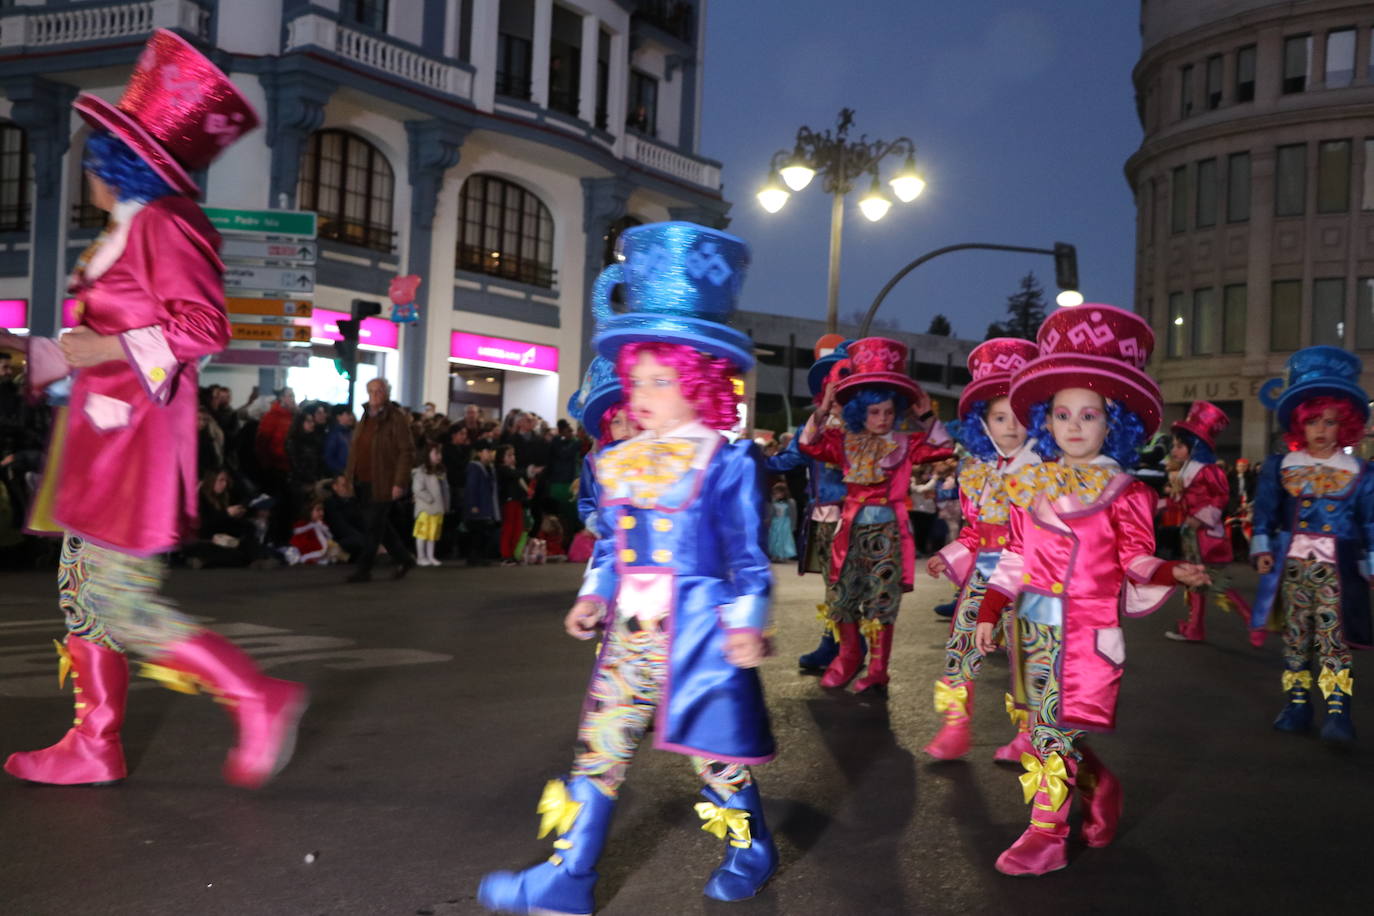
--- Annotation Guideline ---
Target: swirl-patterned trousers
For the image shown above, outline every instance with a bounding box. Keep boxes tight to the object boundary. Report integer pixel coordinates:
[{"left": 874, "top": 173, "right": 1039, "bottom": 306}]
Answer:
[
  {"left": 1011, "top": 618, "right": 1086, "bottom": 761},
  {"left": 1280, "top": 557, "right": 1352, "bottom": 678},
  {"left": 570, "top": 619, "right": 751, "bottom": 800},
  {"left": 827, "top": 521, "right": 902, "bottom": 625},
  {"left": 940, "top": 567, "right": 1014, "bottom": 686},
  {"left": 58, "top": 534, "right": 198, "bottom": 656}
]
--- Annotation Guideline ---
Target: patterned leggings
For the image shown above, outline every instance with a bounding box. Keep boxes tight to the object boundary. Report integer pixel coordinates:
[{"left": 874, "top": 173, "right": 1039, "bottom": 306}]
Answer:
[
  {"left": 1014, "top": 618, "right": 1085, "bottom": 761},
  {"left": 571, "top": 622, "right": 752, "bottom": 800},
  {"left": 941, "top": 567, "right": 993, "bottom": 685},
  {"left": 59, "top": 535, "right": 198, "bottom": 657},
  {"left": 1281, "top": 557, "right": 1352, "bottom": 680},
  {"left": 827, "top": 521, "right": 902, "bottom": 625}
]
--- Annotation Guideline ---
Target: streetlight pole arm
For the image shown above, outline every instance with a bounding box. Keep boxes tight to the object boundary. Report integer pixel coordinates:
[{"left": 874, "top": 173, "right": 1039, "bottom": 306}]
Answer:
[{"left": 857, "top": 242, "right": 1057, "bottom": 337}]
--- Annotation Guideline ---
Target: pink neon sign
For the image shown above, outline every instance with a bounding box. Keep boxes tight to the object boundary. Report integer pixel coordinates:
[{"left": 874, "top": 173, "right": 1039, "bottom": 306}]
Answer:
[
  {"left": 450, "top": 331, "right": 559, "bottom": 373},
  {"left": 0, "top": 299, "right": 26, "bottom": 330},
  {"left": 311, "top": 307, "right": 399, "bottom": 350}
]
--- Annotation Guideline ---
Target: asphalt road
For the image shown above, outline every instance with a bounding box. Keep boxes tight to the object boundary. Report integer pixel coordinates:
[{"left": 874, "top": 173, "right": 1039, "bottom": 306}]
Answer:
[{"left": 1, "top": 557, "right": 1370, "bottom": 915}]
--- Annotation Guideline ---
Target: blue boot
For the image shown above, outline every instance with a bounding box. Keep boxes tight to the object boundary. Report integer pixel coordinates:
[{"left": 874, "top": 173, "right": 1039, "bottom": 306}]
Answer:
[
  {"left": 478, "top": 776, "right": 615, "bottom": 915},
  {"left": 1319, "top": 672, "right": 1356, "bottom": 744},
  {"left": 798, "top": 629, "right": 839, "bottom": 670},
  {"left": 697, "top": 782, "right": 778, "bottom": 902},
  {"left": 1273, "top": 672, "right": 1314, "bottom": 734}
]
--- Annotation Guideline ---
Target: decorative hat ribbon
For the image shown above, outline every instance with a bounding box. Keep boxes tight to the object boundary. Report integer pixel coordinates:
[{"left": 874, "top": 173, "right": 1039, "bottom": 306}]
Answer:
[
  {"left": 1018, "top": 752, "right": 1069, "bottom": 810},
  {"left": 695, "top": 802, "right": 752, "bottom": 848}
]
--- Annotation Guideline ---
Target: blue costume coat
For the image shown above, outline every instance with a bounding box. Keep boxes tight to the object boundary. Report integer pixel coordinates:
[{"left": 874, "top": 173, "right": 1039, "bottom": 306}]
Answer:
[
  {"left": 579, "top": 423, "right": 775, "bottom": 764},
  {"left": 576, "top": 452, "right": 600, "bottom": 534}
]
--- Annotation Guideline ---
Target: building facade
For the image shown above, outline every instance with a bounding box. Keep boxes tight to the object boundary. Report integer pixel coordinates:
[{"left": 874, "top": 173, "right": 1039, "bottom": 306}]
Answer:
[
  {"left": 0, "top": 0, "right": 727, "bottom": 422},
  {"left": 1128, "top": 0, "right": 1374, "bottom": 460}
]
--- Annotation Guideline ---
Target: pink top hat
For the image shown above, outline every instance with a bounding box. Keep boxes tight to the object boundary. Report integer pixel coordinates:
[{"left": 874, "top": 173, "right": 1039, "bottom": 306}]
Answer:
[
  {"left": 1172, "top": 400, "right": 1229, "bottom": 448},
  {"left": 958, "top": 338, "right": 1039, "bottom": 418},
  {"left": 831, "top": 336, "right": 923, "bottom": 406},
  {"left": 73, "top": 29, "right": 260, "bottom": 197},
  {"left": 1008, "top": 304, "right": 1162, "bottom": 435}
]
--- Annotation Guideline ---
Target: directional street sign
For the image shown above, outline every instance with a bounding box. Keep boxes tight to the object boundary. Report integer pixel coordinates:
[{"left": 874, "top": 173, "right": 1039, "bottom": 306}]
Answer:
[
  {"left": 222, "top": 238, "right": 318, "bottom": 266},
  {"left": 225, "top": 339, "right": 313, "bottom": 351},
  {"left": 211, "top": 348, "right": 311, "bottom": 368},
  {"left": 224, "top": 265, "right": 315, "bottom": 295},
  {"left": 226, "top": 297, "right": 313, "bottom": 318},
  {"left": 204, "top": 208, "right": 317, "bottom": 239},
  {"left": 230, "top": 322, "right": 313, "bottom": 342}
]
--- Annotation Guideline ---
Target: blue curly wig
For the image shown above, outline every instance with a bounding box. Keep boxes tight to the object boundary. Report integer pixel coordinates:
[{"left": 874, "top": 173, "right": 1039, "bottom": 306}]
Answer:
[
  {"left": 83, "top": 131, "right": 176, "bottom": 203},
  {"left": 957, "top": 399, "right": 999, "bottom": 462},
  {"left": 1027, "top": 396, "right": 1147, "bottom": 469},
  {"left": 842, "top": 386, "right": 910, "bottom": 433},
  {"left": 1172, "top": 429, "right": 1216, "bottom": 465}
]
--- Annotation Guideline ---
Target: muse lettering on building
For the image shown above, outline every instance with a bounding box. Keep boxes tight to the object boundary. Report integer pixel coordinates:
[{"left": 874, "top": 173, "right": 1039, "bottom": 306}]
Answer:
[{"left": 1164, "top": 378, "right": 1265, "bottom": 402}]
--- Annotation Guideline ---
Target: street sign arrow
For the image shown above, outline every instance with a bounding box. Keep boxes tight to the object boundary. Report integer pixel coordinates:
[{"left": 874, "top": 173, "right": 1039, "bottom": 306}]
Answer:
[
  {"left": 224, "top": 265, "right": 316, "bottom": 294},
  {"left": 221, "top": 238, "right": 318, "bottom": 266}
]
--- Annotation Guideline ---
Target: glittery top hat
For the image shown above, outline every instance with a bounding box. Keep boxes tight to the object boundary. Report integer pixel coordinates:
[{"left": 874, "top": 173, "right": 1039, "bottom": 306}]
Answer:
[
  {"left": 831, "top": 337, "right": 922, "bottom": 405},
  {"left": 1008, "top": 304, "right": 1162, "bottom": 435},
  {"left": 807, "top": 338, "right": 854, "bottom": 397},
  {"left": 1259, "top": 345, "right": 1371, "bottom": 427},
  {"left": 567, "top": 356, "right": 623, "bottom": 437},
  {"left": 591, "top": 222, "right": 754, "bottom": 371},
  {"left": 1171, "top": 400, "right": 1230, "bottom": 448},
  {"left": 958, "top": 338, "right": 1039, "bottom": 418},
  {"left": 73, "top": 29, "right": 260, "bottom": 197}
]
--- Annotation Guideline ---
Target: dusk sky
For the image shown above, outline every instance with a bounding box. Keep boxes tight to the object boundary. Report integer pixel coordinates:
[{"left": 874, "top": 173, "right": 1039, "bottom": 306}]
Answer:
[{"left": 699, "top": 1, "right": 1143, "bottom": 341}]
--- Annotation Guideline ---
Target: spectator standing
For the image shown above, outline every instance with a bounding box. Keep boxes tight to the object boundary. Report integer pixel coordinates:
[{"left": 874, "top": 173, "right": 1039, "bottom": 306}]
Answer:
[
  {"left": 909, "top": 468, "right": 938, "bottom": 556},
  {"left": 496, "top": 444, "right": 532, "bottom": 563},
  {"left": 460, "top": 403, "right": 485, "bottom": 440},
  {"left": 441, "top": 424, "right": 472, "bottom": 558},
  {"left": 342, "top": 377, "right": 416, "bottom": 583},
  {"left": 255, "top": 386, "right": 294, "bottom": 474},
  {"left": 323, "top": 404, "right": 355, "bottom": 475},
  {"left": 411, "top": 442, "right": 450, "bottom": 567},
  {"left": 547, "top": 418, "right": 580, "bottom": 527},
  {"left": 197, "top": 405, "right": 225, "bottom": 474},
  {"left": 465, "top": 438, "right": 500, "bottom": 565}
]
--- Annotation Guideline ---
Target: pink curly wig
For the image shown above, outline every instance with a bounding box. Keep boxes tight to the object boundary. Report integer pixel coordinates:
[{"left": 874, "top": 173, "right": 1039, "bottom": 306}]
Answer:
[
  {"left": 1285, "top": 396, "right": 1366, "bottom": 451},
  {"left": 616, "top": 341, "right": 741, "bottom": 431},
  {"left": 596, "top": 402, "right": 637, "bottom": 447}
]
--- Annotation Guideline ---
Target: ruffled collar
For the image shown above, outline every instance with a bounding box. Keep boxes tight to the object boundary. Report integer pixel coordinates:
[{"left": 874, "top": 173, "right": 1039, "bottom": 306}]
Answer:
[{"left": 1006, "top": 456, "right": 1121, "bottom": 508}]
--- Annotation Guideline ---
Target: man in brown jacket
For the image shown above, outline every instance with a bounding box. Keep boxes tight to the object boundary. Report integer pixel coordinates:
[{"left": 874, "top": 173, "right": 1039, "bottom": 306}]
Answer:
[{"left": 343, "top": 377, "right": 416, "bottom": 583}]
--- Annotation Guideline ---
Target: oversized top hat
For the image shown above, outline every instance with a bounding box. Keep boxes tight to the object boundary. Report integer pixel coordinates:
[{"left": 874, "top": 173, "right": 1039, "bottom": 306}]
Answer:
[
  {"left": 1008, "top": 304, "right": 1162, "bottom": 435},
  {"left": 567, "top": 356, "right": 623, "bottom": 437},
  {"left": 73, "top": 30, "right": 260, "bottom": 197},
  {"left": 1171, "top": 400, "right": 1229, "bottom": 448},
  {"left": 958, "top": 338, "right": 1039, "bottom": 418},
  {"left": 592, "top": 222, "right": 754, "bottom": 371},
  {"left": 831, "top": 337, "right": 923, "bottom": 405},
  {"left": 1259, "top": 345, "right": 1371, "bottom": 427},
  {"left": 807, "top": 338, "right": 854, "bottom": 397}
]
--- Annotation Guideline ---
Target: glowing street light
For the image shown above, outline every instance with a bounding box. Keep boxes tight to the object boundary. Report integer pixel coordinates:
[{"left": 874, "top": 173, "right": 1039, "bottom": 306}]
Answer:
[
  {"left": 858, "top": 177, "right": 893, "bottom": 222},
  {"left": 756, "top": 174, "right": 790, "bottom": 214}
]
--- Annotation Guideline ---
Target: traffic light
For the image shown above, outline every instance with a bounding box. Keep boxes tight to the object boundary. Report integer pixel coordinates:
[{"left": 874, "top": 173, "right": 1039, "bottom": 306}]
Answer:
[
  {"left": 1053, "top": 242, "right": 1079, "bottom": 293},
  {"left": 332, "top": 299, "right": 382, "bottom": 380}
]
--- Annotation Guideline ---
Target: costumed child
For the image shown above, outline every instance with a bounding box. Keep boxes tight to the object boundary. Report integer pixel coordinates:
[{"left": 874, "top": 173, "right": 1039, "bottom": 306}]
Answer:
[
  {"left": 765, "top": 341, "right": 857, "bottom": 671},
  {"left": 2, "top": 31, "right": 306, "bottom": 789},
  {"left": 970, "top": 305, "right": 1209, "bottom": 876},
  {"left": 798, "top": 337, "right": 955, "bottom": 692},
  {"left": 412, "top": 441, "right": 450, "bottom": 567},
  {"left": 290, "top": 501, "right": 348, "bottom": 565},
  {"left": 1250, "top": 346, "right": 1374, "bottom": 743},
  {"left": 569, "top": 355, "right": 639, "bottom": 536},
  {"left": 477, "top": 222, "right": 777, "bottom": 914},
  {"left": 1162, "top": 401, "right": 1257, "bottom": 644},
  {"left": 767, "top": 482, "right": 798, "bottom": 562},
  {"left": 924, "top": 339, "right": 1041, "bottom": 762}
]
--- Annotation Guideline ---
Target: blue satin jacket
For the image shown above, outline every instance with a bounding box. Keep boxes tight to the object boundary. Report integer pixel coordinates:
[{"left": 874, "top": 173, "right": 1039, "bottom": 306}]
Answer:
[
  {"left": 576, "top": 452, "right": 600, "bottom": 535},
  {"left": 579, "top": 428, "right": 775, "bottom": 764}
]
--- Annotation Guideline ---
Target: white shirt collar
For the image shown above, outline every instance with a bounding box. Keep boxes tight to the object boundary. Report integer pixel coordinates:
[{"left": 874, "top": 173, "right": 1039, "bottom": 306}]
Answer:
[{"left": 1282, "top": 449, "right": 1359, "bottom": 472}]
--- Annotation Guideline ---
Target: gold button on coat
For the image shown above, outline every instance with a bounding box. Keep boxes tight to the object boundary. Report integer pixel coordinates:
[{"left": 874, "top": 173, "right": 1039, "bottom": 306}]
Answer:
[
  {"left": 620, "top": 548, "right": 637, "bottom": 563},
  {"left": 653, "top": 549, "right": 672, "bottom": 563},
  {"left": 654, "top": 518, "right": 672, "bottom": 532},
  {"left": 620, "top": 516, "right": 636, "bottom": 529}
]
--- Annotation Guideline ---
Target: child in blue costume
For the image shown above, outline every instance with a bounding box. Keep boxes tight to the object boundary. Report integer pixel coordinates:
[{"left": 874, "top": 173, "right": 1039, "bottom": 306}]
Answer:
[
  {"left": 568, "top": 355, "right": 638, "bottom": 536},
  {"left": 478, "top": 223, "right": 776, "bottom": 915}
]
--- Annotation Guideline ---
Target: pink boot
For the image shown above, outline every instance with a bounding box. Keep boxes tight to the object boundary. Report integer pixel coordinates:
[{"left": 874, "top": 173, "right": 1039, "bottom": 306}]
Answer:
[
  {"left": 850, "top": 622, "right": 894, "bottom": 693},
  {"left": 151, "top": 631, "right": 308, "bottom": 788},
  {"left": 923, "top": 678, "right": 972, "bottom": 759},
  {"left": 993, "top": 725, "right": 1034, "bottom": 764},
  {"left": 820, "top": 623, "right": 864, "bottom": 689},
  {"left": 1076, "top": 746, "right": 1122, "bottom": 848},
  {"left": 1164, "top": 591, "right": 1205, "bottom": 642},
  {"left": 995, "top": 751, "right": 1077, "bottom": 877},
  {"left": 5, "top": 637, "right": 128, "bottom": 786}
]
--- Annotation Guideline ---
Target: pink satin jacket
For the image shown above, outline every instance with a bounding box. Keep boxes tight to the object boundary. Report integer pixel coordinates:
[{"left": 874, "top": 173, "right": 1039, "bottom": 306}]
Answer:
[{"left": 1172, "top": 460, "right": 1232, "bottom": 564}]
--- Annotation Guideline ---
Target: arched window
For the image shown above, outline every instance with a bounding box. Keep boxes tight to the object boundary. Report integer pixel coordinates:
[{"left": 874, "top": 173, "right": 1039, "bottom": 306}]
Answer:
[
  {"left": 0, "top": 121, "right": 31, "bottom": 233},
  {"left": 298, "top": 129, "right": 396, "bottom": 253},
  {"left": 457, "top": 174, "right": 555, "bottom": 288}
]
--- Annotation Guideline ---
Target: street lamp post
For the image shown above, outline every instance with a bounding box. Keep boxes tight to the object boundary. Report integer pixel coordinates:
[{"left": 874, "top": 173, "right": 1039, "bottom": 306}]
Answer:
[{"left": 757, "top": 109, "right": 926, "bottom": 333}]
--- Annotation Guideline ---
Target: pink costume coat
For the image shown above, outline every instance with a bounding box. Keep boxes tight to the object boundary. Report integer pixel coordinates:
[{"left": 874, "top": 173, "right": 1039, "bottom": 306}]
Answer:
[
  {"left": 986, "top": 467, "right": 1174, "bottom": 732},
  {"left": 1171, "top": 460, "right": 1232, "bottom": 564},
  {"left": 31, "top": 197, "right": 229, "bottom": 556},
  {"left": 799, "top": 426, "right": 954, "bottom": 591}
]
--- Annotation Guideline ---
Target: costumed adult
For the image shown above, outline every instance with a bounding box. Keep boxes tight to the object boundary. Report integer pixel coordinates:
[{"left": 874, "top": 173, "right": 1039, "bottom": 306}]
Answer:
[
  {"left": 477, "top": 222, "right": 777, "bottom": 915},
  {"left": 970, "top": 305, "right": 1209, "bottom": 876},
  {"left": 797, "top": 337, "right": 955, "bottom": 692},
  {"left": 924, "top": 339, "right": 1040, "bottom": 762},
  {"left": 2, "top": 30, "right": 306, "bottom": 789},
  {"left": 764, "top": 339, "right": 856, "bottom": 671},
  {"left": 1162, "top": 401, "right": 1257, "bottom": 645},
  {"left": 1250, "top": 347, "right": 1374, "bottom": 743}
]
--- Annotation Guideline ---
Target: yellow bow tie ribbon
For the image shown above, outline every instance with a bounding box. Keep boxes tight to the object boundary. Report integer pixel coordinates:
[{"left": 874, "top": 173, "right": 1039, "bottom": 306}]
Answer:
[
  {"left": 933, "top": 681, "right": 969, "bottom": 715},
  {"left": 1282, "top": 670, "right": 1313, "bottom": 692},
  {"left": 1005, "top": 692, "right": 1028, "bottom": 728},
  {"left": 1007, "top": 463, "right": 1114, "bottom": 508},
  {"left": 1018, "top": 752, "right": 1069, "bottom": 811},
  {"left": 1318, "top": 668, "right": 1354, "bottom": 698},
  {"left": 536, "top": 779, "right": 583, "bottom": 839},
  {"left": 843, "top": 432, "right": 899, "bottom": 485},
  {"left": 53, "top": 639, "right": 73, "bottom": 689},
  {"left": 598, "top": 438, "right": 697, "bottom": 506},
  {"left": 695, "top": 802, "right": 752, "bottom": 848}
]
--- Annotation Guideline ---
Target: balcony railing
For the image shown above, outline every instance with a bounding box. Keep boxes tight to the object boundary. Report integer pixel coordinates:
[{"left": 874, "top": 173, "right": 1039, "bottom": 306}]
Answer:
[
  {"left": 285, "top": 13, "right": 473, "bottom": 99},
  {"left": 633, "top": 1, "right": 694, "bottom": 44},
  {"left": 0, "top": 0, "right": 209, "bottom": 48},
  {"left": 623, "top": 132, "right": 720, "bottom": 192}
]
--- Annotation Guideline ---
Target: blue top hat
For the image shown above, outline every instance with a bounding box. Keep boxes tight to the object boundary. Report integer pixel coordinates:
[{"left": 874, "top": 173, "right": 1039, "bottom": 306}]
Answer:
[
  {"left": 567, "top": 356, "right": 623, "bottom": 437},
  {"left": 1259, "top": 345, "right": 1371, "bottom": 428},
  {"left": 807, "top": 339, "right": 855, "bottom": 397},
  {"left": 591, "top": 222, "right": 755, "bottom": 371}
]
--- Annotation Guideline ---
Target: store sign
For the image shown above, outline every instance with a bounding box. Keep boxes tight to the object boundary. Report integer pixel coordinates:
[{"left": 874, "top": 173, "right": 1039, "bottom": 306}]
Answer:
[
  {"left": 450, "top": 331, "right": 559, "bottom": 373},
  {"left": 311, "top": 307, "right": 399, "bottom": 350},
  {"left": 0, "top": 299, "right": 26, "bottom": 330}
]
